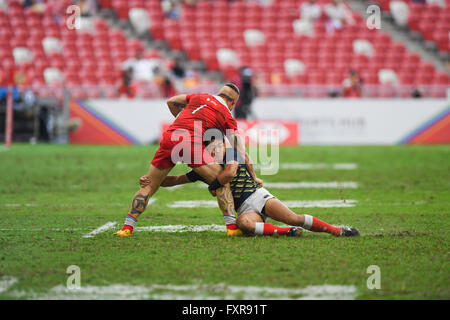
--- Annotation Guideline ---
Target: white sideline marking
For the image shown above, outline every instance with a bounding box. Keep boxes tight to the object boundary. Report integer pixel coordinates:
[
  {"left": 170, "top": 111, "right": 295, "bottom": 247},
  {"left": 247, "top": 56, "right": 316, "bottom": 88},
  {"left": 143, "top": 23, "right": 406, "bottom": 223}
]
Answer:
[
  {"left": 168, "top": 201, "right": 218, "bottom": 208},
  {"left": 256, "top": 163, "right": 358, "bottom": 170},
  {"left": 283, "top": 200, "right": 357, "bottom": 207},
  {"left": 197, "top": 182, "right": 358, "bottom": 189},
  {"left": 3, "top": 203, "right": 37, "bottom": 207},
  {"left": 3, "top": 199, "right": 158, "bottom": 208},
  {"left": 0, "top": 276, "right": 18, "bottom": 294},
  {"left": 0, "top": 227, "right": 86, "bottom": 232},
  {"left": 168, "top": 200, "right": 357, "bottom": 208},
  {"left": 264, "top": 182, "right": 359, "bottom": 189},
  {"left": 8, "top": 282, "right": 357, "bottom": 300},
  {"left": 166, "top": 185, "right": 183, "bottom": 192},
  {"left": 82, "top": 222, "right": 117, "bottom": 238},
  {"left": 135, "top": 224, "right": 226, "bottom": 233}
]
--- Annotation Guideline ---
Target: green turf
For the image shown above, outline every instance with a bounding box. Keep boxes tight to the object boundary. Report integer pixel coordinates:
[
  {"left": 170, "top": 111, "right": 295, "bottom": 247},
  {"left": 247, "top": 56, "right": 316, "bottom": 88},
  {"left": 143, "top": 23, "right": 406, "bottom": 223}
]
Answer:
[{"left": 0, "top": 144, "right": 449, "bottom": 299}]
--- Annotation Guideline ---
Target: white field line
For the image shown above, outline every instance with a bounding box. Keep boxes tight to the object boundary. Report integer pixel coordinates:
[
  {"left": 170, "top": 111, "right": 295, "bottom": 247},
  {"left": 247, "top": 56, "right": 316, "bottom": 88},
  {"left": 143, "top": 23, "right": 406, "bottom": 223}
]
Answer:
[
  {"left": 283, "top": 200, "right": 357, "bottom": 207},
  {"left": 0, "top": 276, "right": 18, "bottom": 294},
  {"left": 0, "top": 227, "right": 87, "bottom": 232},
  {"left": 168, "top": 200, "right": 218, "bottom": 208},
  {"left": 197, "top": 182, "right": 358, "bottom": 189},
  {"left": 135, "top": 224, "right": 226, "bottom": 233},
  {"left": 166, "top": 185, "right": 184, "bottom": 192},
  {"left": 255, "top": 163, "right": 358, "bottom": 170},
  {"left": 82, "top": 222, "right": 117, "bottom": 238},
  {"left": 263, "top": 182, "right": 359, "bottom": 189},
  {"left": 168, "top": 200, "right": 357, "bottom": 208},
  {"left": 3, "top": 203, "right": 38, "bottom": 207},
  {"left": 7, "top": 282, "right": 357, "bottom": 300},
  {"left": 2, "top": 199, "right": 157, "bottom": 208}
]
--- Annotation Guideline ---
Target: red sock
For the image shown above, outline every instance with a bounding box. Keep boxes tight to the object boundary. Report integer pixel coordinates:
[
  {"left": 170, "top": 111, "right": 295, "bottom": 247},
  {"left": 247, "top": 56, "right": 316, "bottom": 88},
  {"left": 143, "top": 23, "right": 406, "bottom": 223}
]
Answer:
[
  {"left": 255, "top": 222, "right": 291, "bottom": 235},
  {"left": 226, "top": 223, "right": 238, "bottom": 230},
  {"left": 122, "top": 214, "right": 137, "bottom": 234},
  {"left": 121, "top": 224, "right": 133, "bottom": 233},
  {"left": 304, "top": 215, "right": 341, "bottom": 236}
]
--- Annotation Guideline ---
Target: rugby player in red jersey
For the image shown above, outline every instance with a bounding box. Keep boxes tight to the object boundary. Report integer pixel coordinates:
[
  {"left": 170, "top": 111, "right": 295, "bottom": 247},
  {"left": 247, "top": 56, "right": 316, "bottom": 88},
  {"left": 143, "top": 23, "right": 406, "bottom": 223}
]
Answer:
[
  {"left": 116, "top": 83, "right": 258, "bottom": 237},
  {"left": 140, "top": 138, "right": 359, "bottom": 237}
]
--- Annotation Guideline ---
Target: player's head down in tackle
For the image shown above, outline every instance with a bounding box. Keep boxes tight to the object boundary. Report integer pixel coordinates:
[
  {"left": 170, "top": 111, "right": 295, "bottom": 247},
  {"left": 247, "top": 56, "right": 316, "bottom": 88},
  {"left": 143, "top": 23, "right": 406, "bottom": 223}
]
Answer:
[
  {"left": 204, "top": 134, "right": 243, "bottom": 165},
  {"left": 204, "top": 136, "right": 225, "bottom": 163},
  {"left": 217, "top": 83, "right": 240, "bottom": 111}
]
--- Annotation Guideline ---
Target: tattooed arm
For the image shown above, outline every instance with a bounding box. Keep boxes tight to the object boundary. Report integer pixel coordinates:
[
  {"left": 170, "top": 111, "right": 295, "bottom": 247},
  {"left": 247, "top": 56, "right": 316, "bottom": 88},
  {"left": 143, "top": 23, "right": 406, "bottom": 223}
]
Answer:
[
  {"left": 167, "top": 94, "right": 188, "bottom": 117},
  {"left": 215, "top": 183, "right": 236, "bottom": 221}
]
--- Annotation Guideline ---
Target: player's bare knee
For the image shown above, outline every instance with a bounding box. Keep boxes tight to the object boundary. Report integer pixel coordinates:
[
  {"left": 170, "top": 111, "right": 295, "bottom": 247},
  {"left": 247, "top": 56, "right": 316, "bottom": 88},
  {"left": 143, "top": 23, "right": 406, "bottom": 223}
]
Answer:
[
  {"left": 237, "top": 214, "right": 255, "bottom": 234},
  {"left": 140, "top": 180, "right": 160, "bottom": 198}
]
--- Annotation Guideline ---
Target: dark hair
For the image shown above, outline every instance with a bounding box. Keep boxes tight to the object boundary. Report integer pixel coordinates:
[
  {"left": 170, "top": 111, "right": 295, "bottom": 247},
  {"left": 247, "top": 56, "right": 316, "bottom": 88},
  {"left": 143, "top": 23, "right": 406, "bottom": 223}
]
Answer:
[
  {"left": 218, "top": 93, "right": 234, "bottom": 103},
  {"left": 203, "top": 135, "right": 225, "bottom": 146},
  {"left": 224, "top": 82, "right": 240, "bottom": 96}
]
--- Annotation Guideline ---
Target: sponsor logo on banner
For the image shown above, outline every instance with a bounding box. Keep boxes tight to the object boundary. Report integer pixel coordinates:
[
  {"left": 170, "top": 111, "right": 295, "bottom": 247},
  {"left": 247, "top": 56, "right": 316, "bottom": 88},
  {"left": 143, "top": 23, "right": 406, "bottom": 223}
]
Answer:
[
  {"left": 160, "top": 121, "right": 299, "bottom": 146},
  {"left": 236, "top": 120, "right": 298, "bottom": 145}
]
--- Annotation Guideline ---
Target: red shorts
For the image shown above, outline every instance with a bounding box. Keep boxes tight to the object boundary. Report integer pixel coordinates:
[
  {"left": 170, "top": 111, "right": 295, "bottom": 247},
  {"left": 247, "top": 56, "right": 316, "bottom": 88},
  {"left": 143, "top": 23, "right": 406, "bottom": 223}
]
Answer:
[{"left": 151, "top": 129, "right": 216, "bottom": 169}]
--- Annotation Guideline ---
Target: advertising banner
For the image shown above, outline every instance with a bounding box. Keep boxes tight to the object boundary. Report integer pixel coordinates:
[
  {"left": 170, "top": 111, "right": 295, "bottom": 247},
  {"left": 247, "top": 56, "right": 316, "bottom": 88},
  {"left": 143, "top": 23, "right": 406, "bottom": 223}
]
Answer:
[{"left": 70, "top": 98, "right": 449, "bottom": 145}]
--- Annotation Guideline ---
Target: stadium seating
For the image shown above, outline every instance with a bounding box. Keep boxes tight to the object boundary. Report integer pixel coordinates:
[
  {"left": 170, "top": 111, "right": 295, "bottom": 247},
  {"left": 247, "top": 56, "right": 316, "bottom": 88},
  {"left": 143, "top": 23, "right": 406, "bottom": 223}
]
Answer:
[
  {"left": 110, "top": 0, "right": 449, "bottom": 96},
  {"left": 373, "top": 0, "right": 450, "bottom": 54},
  {"left": 0, "top": 0, "right": 206, "bottom": 98},
  {"left": 0, "top": 0, "right": 448, "bottom": 98}
]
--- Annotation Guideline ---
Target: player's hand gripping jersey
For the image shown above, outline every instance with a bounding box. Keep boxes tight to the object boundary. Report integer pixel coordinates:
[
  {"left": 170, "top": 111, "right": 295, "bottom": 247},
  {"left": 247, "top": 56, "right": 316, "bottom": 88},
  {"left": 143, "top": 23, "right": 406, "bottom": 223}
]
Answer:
[{"left": 152, "top": 94, "right": 238, "bottom": 169}]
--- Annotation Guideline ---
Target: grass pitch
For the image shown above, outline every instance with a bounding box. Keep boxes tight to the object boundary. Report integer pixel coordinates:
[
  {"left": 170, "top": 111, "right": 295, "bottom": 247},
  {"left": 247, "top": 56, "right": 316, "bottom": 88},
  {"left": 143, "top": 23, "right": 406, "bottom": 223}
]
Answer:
[{"left": 0, "top": 144, "right": 449, "bottom": 299}]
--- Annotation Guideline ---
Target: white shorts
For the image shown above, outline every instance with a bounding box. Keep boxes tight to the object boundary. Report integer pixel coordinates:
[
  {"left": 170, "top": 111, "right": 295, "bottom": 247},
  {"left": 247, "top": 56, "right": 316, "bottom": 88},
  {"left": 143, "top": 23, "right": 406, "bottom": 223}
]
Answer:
[{"left": 236, "top": 187, "right": 275, "bottom": 222}]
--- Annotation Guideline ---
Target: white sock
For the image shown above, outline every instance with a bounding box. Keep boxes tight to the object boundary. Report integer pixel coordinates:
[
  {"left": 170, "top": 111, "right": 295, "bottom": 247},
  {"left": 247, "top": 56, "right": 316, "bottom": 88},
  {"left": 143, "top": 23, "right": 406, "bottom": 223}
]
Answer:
[{"left": 255, "top": 222, "right": 264, "bottom": 235}]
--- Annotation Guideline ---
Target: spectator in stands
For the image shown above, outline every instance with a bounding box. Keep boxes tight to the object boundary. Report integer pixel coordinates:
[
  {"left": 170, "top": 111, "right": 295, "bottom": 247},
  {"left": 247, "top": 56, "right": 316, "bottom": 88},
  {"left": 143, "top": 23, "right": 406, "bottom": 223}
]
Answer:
[
  {"left": 44, "top": 0, "right": 72, "bottom": 22},
  {"left": 444, "top": 58, "right": 450, "bottom": 74},
  {"left": 121, "top": 50, "right": 162, "bottom": 83},
  {"left": 118, "top": 68, "right": 135, "bottom": 98},
  {"left": 171, "top": 58, "right": 185, "bottom": 79},
  {"left": 412, "top": 87, "right": 422, "bottom": 98},
  {"left": 181, "top": 69, "right": 200, "bottom": 89},
  {"left": 300, "top": 0, "right": 321, "bottom": 22},
  {"left": 23, "top": 0, "right": 46, "bottom": 13},
  {"left": 341, "top": 70, "right": 363, "bottom": 98},
  {"left": 234, "top": 67, "right": 257, "bottom": 119},
  {"left": 160, "top": 76, "right": 177, "bottom": 98},
  {"left": 13, "top": 69, "right": 28, "bottom": 86},
  {"left": 75, "top": 0, "right": 98, "bottom": 17},
  {"left": 162, "top": 0, "right": 182, "bottom": 19},
  {"left": 324, "top": 0, "right": 354, "bottom": 34}
]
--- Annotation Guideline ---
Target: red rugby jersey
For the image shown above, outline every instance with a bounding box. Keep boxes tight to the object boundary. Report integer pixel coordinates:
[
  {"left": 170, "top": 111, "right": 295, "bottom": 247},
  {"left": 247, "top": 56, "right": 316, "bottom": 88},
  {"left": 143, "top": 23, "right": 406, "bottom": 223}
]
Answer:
[{"left": 167, "top": 94, "right": 238, "bottom": 139}]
